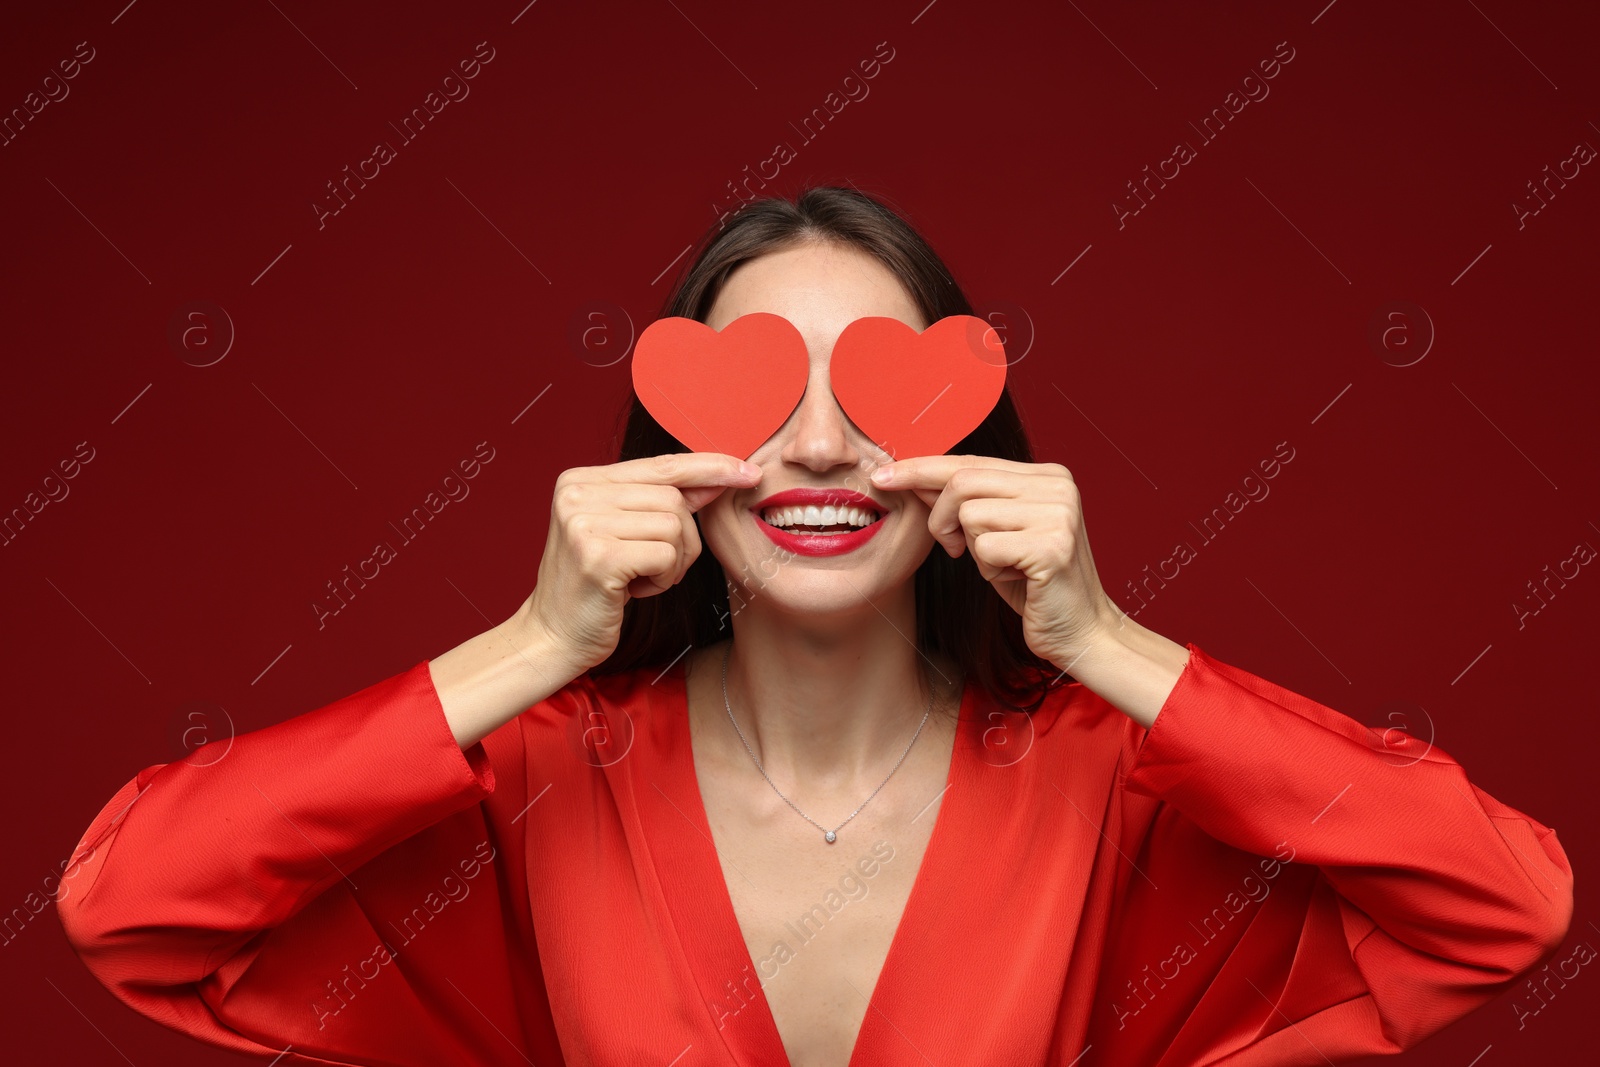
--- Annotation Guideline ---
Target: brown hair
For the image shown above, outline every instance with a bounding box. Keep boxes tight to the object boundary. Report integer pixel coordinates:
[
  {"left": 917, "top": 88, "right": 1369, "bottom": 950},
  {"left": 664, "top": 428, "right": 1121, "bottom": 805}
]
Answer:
[{"left": 590, "top": 184, "right": 1070, "bottom": 712}]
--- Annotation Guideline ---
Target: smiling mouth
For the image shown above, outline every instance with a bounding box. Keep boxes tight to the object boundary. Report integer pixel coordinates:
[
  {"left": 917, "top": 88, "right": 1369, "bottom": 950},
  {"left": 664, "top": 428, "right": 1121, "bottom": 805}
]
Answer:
[{"left": 757, "top": 504, "right": 883, "bottom": 536}]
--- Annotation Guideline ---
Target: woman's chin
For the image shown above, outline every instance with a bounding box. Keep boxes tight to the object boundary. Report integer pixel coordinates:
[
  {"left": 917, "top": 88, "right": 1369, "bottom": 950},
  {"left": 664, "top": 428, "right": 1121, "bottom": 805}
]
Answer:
[
  {"left": 740, "top": 588, "right": 885, "bottom": 624},
  {"left": 723, "top": 560, "right": 921, "bottom": 618}
]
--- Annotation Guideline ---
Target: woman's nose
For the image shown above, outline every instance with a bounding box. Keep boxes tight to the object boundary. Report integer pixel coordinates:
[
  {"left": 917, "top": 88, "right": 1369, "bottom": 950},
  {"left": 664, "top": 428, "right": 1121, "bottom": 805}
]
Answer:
[{"left": 777, "top": 370, "right": 868, "bottom": 471}]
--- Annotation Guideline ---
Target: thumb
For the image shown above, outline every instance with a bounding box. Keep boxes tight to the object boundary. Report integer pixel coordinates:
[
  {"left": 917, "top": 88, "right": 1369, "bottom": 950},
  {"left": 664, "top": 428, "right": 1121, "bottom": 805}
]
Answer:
[{"left": 627, "top": 574, "right": 673, "bottom": 598}]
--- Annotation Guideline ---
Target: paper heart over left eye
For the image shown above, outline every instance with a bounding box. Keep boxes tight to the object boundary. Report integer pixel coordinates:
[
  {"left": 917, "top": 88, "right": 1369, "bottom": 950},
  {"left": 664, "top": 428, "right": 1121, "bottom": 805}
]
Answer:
[
  {"left": 630, "top": 312, "right": 810, "bottom": 459},
  {"left": 829, "top": 315, "right": 1007, "bottom": 460}
]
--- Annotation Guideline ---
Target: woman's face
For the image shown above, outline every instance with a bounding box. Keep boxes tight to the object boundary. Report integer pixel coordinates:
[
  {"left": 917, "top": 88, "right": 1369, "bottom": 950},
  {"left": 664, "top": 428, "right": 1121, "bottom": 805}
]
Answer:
[{"left": 696, "top": 241, "right": 939, "bottom": 618}]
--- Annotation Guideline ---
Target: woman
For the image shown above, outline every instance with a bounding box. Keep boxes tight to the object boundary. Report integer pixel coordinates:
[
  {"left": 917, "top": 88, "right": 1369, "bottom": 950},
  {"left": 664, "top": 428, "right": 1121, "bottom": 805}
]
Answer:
[{"left": 59, "top": 187, "right": 1573, "bottom": 1066}]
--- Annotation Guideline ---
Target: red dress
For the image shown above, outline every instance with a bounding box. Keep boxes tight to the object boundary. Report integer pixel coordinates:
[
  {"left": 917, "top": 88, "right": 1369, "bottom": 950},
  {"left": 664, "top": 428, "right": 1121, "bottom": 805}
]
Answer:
[{"left": 57, "top": 643, "right": 1573, "bottom": 1066}]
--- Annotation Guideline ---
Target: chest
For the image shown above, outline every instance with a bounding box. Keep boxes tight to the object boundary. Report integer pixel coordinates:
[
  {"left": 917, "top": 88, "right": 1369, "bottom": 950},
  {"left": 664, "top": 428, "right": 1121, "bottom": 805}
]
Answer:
[
  {"left": 516, "top": 679, "right": 1112, "bottom": 1067},
  {"left": 693, "top": 761, "right": 945, "bottom": 1067}
]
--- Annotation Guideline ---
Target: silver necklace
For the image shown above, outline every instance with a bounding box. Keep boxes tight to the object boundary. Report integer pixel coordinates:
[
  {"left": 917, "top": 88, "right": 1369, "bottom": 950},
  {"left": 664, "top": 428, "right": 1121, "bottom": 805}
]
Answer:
[{"left": 719, "top": 642, "right": 934, "bottom": 844}]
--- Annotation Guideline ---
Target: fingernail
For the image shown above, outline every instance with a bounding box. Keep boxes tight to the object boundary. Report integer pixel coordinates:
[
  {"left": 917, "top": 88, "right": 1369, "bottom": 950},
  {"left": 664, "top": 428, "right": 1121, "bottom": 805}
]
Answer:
[
  {"left": 740, "top": 462, "right": 761, "bottom": 478},
  {"left": 871, "top": 465, "right": 894, "bottom": 484}
]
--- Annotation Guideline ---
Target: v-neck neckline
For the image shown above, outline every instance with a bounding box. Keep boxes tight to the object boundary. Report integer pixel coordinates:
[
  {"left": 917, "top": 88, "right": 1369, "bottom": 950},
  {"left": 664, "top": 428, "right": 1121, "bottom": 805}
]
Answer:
[{"left": 633, "top": 654, "right": 980, "bottom": 1067}]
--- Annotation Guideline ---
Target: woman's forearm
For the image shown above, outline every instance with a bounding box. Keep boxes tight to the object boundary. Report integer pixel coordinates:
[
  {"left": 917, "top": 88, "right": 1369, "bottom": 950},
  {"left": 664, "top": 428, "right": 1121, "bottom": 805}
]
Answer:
[
  {"left": 428, "top": 603, "right": 588, "bottom": 749},
  {"left": 1060, "top": 607, "right": 1191, "bottom": 729}
]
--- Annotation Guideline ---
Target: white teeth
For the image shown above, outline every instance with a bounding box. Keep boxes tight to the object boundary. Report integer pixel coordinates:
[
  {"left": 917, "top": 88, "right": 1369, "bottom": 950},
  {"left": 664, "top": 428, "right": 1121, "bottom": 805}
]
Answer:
[{"left": 759, "top": 504, "right": 879, "bottom": 529}]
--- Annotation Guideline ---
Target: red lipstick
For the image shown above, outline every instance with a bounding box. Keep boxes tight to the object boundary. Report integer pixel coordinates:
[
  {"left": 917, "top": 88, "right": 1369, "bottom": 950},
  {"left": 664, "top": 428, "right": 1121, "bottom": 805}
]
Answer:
[{"left": 749, "top": 488, "right": 888, "bottom": 557}]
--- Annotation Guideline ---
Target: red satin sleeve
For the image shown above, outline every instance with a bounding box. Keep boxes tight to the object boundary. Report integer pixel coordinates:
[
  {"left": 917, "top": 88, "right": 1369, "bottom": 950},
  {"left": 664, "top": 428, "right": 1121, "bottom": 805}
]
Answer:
[
  {"left": 56, "top": 661, "right": 561, "bottom": 1066},
  {"left": 1087, "top": 643, "right": 1575, "bottom": 1065}
]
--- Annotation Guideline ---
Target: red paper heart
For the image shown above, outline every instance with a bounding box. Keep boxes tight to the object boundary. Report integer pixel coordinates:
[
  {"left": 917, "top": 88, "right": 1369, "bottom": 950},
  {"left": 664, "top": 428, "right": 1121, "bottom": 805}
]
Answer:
[
  {"left": 630, "top": 313, "right": 1007, "bottom": 461},
  {"left": 829, "top": 315, "right": 1007, "bottom": 460},
  {"left": 630, "top": 312, "right": 809, "bottom": 459}
]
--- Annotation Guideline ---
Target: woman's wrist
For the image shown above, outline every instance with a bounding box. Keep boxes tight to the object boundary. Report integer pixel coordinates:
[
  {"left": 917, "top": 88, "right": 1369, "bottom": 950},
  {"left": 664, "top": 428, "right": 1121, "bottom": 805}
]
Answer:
[
  {"left": 429, "top": 605, "right": 587, "bottom": 749},
  {"left": 1061, "top": 610, "right": 1191, "bottom": 730}
]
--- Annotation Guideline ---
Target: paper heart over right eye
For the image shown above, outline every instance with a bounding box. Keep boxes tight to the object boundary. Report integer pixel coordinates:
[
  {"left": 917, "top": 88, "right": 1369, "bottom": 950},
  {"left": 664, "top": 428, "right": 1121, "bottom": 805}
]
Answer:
[
  {"left": 630, "top": 312, "right": 809, "bottom": 459},
  {"left": 828, "top": 315, "right": 1008, "bottom": 460}
]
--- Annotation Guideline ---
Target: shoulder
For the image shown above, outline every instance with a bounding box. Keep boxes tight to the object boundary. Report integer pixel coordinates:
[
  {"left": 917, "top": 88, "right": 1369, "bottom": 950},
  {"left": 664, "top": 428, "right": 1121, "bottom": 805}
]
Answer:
[
  {"left": 482, "top": 665, "right": 672, "bottom": 773},
  {"left": 1039, "top": 677, "right": 1140, "bottom": 744},
  {"left": 961, "top": 676, "right": 1142, "bottom": 778}
]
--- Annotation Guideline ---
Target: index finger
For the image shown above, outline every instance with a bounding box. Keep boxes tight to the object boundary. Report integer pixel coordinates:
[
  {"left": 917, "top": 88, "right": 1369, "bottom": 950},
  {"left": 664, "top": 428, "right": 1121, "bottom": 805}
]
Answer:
[
  {"left": 602, "top": 451, "right": 761, "bottom": 487},
  {"left": 604, "top": 451, "right": 762, "bottom": 514},
  {"left": 869, "top": 454, "right": 1020, "bottom": 490}
]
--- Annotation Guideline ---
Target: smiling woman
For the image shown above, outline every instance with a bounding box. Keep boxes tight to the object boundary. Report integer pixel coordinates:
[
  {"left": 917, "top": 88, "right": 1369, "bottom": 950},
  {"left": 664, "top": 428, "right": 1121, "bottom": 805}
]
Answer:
[{"left": 58, "top": 185, "right": 1573, "bottom": 1067}]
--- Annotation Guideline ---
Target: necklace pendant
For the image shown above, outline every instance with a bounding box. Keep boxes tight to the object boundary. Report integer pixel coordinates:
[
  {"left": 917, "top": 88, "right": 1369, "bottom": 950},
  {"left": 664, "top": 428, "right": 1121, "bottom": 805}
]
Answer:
[{"left": 824, "top": 830, "right": 837, "bottom": 843}]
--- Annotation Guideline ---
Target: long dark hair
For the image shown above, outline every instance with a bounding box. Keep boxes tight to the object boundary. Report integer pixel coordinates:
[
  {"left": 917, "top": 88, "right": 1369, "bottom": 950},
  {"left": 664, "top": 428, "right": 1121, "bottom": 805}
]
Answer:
[{"left": 590, "top": 184, "right": 1070, "bottom": 713}]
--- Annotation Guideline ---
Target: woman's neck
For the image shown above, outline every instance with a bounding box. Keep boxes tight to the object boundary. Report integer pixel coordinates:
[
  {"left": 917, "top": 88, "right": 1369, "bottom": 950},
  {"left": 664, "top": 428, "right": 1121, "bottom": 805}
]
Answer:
[{"left": 688, "top": 594, "right": 961, "bottom": 789}]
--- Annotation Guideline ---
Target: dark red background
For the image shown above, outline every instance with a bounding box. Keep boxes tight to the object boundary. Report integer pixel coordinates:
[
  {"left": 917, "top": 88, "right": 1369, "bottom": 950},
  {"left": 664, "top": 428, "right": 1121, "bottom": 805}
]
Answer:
[{"left": 3, "top": 0, "right": 1595, "bottom": 1062}]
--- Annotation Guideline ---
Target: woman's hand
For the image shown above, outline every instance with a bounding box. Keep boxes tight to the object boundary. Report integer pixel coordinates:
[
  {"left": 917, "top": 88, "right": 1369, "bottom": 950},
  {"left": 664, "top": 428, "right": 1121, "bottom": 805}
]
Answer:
[
  {"left": 871, "top": 455, "right": 1120, "bottom": 670},
  {"left": 521, "top": 452, "right": 762, "bottom": 674}
]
